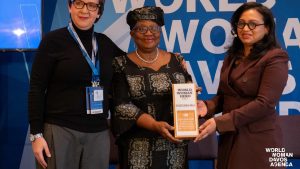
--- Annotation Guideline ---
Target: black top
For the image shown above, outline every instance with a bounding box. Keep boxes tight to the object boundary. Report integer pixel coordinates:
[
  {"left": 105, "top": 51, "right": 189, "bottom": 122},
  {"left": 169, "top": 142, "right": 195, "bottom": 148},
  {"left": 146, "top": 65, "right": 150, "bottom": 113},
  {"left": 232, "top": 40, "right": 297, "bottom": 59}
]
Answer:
[{"left": 28, "top": 23, "right": 125, "bottom": 134}]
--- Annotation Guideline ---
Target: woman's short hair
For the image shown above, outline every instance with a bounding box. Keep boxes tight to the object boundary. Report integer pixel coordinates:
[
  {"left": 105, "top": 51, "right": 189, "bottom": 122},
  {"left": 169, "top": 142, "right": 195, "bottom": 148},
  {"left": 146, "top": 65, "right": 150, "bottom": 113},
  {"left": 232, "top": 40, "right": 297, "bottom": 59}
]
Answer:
[{"left": 68, "top": 0, "right": 105, "bottom": 23}]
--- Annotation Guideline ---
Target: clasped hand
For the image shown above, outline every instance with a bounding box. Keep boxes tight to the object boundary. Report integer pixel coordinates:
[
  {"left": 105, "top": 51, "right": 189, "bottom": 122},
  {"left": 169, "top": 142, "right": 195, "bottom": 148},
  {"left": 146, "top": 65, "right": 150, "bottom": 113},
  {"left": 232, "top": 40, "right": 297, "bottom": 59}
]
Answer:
[
  {"left": 194, "top": 100, "right": 217, "bottom": 142},
  {"left": 194, "top": 118, "right": 216, "bottom": 142}
]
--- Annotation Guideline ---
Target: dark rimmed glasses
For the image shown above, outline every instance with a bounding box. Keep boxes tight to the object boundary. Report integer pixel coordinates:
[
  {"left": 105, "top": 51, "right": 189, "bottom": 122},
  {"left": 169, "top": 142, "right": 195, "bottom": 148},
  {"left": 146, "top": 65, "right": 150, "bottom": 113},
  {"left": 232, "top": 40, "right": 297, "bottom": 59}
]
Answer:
[
  {"left": 72, "top": 0, "right": 101, "bottom": 11},
  {"left": 133, "top": 26, "right": 161, "bottom": 34},
  {"left": 236, "top": 21, "right": 265, "bottom": 30}
]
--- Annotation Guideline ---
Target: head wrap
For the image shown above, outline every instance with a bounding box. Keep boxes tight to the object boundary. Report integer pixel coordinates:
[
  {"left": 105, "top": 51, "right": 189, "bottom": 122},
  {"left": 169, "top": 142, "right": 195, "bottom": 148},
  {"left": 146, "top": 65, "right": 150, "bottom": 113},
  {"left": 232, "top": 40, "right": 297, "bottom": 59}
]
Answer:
[{"left": 127, "top": 6, "right": 164, "bottom": 30}]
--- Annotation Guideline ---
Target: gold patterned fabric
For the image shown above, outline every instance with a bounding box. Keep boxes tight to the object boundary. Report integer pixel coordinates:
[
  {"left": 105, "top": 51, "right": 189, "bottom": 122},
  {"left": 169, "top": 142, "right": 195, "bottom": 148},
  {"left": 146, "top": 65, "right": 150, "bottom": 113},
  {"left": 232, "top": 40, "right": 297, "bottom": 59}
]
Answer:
[
  {"left": 112, "top": 53, "right": 192, "bottom": 169},
  {"left": 126, "top": 138, "right": 188, "bottom": 169}
]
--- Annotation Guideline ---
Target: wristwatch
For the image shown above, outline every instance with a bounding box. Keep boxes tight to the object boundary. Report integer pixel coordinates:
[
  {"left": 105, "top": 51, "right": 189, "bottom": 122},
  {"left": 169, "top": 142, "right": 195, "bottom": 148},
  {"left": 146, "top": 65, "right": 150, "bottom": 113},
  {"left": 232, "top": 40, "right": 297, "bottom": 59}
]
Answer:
[{"left": 29, "top": 133, "right": 43, "bottom": 142}]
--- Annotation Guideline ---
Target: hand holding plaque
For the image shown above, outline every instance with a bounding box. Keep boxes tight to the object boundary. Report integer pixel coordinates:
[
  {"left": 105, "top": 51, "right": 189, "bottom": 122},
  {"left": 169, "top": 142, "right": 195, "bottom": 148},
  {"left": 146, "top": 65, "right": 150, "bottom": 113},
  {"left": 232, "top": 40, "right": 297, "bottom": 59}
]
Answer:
[{"left": 172, "top": 83, "right": 198, "bottom": 139}]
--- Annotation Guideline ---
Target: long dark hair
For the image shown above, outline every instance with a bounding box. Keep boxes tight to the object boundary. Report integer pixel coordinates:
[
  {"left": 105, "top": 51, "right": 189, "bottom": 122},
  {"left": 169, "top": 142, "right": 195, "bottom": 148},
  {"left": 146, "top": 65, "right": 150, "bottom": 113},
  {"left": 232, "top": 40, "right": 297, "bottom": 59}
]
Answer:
[
  {"left": 227, "top": 2, "right": 280, "bottom": 59},
  {"left": 68, "top": 0, "right": 105, "bottom": 23}
]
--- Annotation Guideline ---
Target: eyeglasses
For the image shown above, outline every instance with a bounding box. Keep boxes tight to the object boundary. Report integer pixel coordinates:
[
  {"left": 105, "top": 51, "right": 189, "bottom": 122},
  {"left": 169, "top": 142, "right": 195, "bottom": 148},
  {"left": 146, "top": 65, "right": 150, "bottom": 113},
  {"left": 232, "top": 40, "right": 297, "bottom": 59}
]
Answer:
[
  {"left": 236, "top": 21, "right": 264, "bottom": 30},
  {"left": 133, "top": 26, "right": 161, "bottom": 34},
  {"left": 72, "top": 0, "right": 100, "bottom": 11}
]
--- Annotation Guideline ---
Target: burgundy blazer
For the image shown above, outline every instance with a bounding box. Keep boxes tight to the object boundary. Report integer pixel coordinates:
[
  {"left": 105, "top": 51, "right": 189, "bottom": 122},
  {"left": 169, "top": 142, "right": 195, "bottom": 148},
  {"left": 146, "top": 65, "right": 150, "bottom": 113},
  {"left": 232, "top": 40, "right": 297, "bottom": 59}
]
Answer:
[{"left": 206, "top": 48, "right": 289, "bottom": 169}]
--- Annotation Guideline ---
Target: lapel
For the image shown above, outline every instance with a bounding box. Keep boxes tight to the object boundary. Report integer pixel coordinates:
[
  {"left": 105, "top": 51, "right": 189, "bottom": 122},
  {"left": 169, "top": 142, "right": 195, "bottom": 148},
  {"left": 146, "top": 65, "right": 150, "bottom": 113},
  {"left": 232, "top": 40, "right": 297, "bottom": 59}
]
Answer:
[
  {"left": 221, "top": 56, "right": 260, "bottom": 96},
  {"left": 223, "top": 57, "right": 235, "bottom": 84},
  {"left": 231, "top": 48, "right": 285, "bottom": 81},
  {"left": 220, "top": 57, "right": 238, "bottom": 95},
  {"left": 230, "top": 57, "right": 260, "bottom": 81}
]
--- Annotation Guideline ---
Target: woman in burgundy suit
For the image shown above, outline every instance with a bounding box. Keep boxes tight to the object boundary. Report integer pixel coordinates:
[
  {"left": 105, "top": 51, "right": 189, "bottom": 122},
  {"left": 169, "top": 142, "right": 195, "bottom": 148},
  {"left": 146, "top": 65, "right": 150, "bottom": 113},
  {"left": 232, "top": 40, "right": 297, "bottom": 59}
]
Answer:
[{"left": 195, "top": 2, "right": 289, "bottom": 169}]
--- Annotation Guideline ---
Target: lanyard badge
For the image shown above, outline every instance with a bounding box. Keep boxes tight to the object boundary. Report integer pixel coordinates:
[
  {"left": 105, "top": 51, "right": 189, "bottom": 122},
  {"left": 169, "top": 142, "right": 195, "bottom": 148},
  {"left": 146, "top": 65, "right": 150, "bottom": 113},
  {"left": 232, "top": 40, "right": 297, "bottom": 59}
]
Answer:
[
  {"left": 85, "top": 86, "right": 103, "bottom": 114},
  {"left": 68, "top": 22, "right": 103, "bottom": 114}
]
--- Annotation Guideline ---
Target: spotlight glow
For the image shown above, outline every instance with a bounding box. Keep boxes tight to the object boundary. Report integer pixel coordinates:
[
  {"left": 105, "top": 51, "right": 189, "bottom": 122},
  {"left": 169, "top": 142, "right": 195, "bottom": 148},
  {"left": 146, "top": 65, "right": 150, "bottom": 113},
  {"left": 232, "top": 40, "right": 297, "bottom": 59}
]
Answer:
[{"left": 12, "top": 28, "right": 26, "bottom": 37}]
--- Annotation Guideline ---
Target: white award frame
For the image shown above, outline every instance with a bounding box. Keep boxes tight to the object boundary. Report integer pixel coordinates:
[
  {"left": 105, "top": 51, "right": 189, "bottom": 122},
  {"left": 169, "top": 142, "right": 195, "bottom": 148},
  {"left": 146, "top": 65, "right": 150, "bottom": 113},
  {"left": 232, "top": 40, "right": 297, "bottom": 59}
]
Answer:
[{"left": 172, "top": 83, "right": 198, "bottom": 139}]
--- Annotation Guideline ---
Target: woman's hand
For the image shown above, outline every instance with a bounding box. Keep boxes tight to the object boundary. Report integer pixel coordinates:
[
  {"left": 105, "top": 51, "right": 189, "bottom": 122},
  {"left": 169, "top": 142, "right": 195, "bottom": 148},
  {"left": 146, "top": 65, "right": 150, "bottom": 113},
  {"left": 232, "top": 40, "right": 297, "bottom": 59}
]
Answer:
[
  {"left": 194, "top": 118, "right": 216, "bottom": 142},
  {"left": 153, "top": 121, "right": 182, "bottom": 143},
  {"left": 32, "top": 137, "right": 51, "bottom": 169},
  {"left": 197, "top": 100, "right": 207, "bottom": 118},
  {"left": 196, "top": 86, "right": 202, "bottom": 93},
  {"left": 137, "top": 113, "right": 182, "bottom": 143}
]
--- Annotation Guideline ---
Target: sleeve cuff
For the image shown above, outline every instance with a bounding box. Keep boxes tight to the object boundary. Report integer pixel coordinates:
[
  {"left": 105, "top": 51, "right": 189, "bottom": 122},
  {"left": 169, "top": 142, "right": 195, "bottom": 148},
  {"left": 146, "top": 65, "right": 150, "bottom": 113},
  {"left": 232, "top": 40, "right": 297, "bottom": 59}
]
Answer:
[{"left": 214, "top": 113, "right": 236, "bottom": 134}]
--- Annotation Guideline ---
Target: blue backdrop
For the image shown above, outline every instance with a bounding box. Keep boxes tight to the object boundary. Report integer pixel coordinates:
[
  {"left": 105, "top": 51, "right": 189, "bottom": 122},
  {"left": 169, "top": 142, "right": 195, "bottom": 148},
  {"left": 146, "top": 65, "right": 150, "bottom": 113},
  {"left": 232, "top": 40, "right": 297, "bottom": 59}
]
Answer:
[
  {"left": 0, "top": 0, "right": 42, "bottom": 50},
  {"left": 0, "top": 0, "right": 299, "bottom": 169}
]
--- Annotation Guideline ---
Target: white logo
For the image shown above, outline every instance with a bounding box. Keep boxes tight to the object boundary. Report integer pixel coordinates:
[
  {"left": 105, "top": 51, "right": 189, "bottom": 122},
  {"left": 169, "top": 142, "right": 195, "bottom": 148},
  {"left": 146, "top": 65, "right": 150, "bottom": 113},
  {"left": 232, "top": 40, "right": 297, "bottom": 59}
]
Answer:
[{"left": 265, "top": 148, "right": 293, "bottom": 167}]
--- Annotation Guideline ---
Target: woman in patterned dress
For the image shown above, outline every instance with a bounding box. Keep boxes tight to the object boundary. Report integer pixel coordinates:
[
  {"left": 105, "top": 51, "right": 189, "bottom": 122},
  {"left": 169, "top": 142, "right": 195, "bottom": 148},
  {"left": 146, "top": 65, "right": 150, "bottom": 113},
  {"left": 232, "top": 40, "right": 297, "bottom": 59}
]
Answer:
[{"left": 111, "top": 6, "right": 192, "bottom": 169}]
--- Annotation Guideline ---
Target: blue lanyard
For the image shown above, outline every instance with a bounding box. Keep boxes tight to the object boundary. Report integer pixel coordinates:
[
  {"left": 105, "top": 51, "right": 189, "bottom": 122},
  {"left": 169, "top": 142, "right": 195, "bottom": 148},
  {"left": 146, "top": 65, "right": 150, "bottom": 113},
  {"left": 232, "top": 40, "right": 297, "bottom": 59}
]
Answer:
[{"left": 67, "top": 22, "right": 100, "bottom": 84}]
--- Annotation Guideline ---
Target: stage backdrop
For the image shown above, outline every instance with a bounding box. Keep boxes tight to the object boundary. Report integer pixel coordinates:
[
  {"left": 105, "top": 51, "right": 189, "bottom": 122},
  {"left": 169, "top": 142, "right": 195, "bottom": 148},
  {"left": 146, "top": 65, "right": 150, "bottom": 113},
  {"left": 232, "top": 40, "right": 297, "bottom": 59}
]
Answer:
[{"left": 0, "top": 0, "right": 299, "bottom": 169}]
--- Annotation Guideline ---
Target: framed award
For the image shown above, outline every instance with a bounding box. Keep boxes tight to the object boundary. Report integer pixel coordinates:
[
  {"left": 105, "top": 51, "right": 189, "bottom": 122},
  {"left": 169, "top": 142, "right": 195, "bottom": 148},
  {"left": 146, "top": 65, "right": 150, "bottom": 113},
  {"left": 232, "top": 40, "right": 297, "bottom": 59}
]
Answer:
[{"left": 172, "top": 83, "right": 198, "bottom": 139}]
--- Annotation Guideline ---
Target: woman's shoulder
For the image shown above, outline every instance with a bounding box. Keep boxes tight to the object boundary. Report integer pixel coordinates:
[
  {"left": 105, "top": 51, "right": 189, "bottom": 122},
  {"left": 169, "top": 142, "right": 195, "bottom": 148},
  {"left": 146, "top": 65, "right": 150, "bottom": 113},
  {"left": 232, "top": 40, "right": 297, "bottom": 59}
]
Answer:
[
  {"left": 94, "top": 32, "right": 114, "bottom": 43},
  {"left": 94, "top": 32, "right": 125, "bottom": 55},
  {"left": 112, "top": 54, "right": 128, "bottom": 71},
  {"left": 113, "top": 54, "right": 128, "bottom": 63},
  {"left": 167, "top": 52, "right": 185, "bottom": 62},
  {"left": 38, "top": 27, "right": 70, "bottom": 52},
  {"left": 42, "top": 27, "right": 69, "bottom": 40},
  {"left": 262, "top": 48, "right": 289, "bottom": 61},
  {"left": 266, "top": 48, "right": 288, "bottom": 57}
]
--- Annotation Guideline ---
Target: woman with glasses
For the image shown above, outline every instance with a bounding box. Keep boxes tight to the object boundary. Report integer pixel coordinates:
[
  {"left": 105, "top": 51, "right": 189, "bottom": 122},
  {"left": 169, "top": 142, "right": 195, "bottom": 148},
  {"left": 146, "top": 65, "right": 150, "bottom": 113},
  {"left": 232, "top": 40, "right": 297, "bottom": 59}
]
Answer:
[
  {"left": 195, "top": 2, "right": 289, "bottom": 169},
  {"left": 28, "top": 0, "right": 125, "bottom": 168},
  {"left": 111, "top": 6, "right": 192, "bottom": 169}
]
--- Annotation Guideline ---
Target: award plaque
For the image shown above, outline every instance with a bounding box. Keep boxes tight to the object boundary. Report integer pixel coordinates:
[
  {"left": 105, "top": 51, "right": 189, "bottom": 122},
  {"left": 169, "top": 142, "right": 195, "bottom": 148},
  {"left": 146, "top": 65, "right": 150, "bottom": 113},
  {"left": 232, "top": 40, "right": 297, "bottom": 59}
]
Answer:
[{"left": 172, "top": 83, "right": 198, "bottom": 139}]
